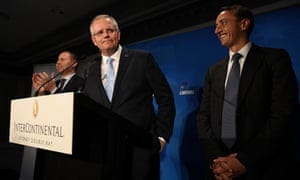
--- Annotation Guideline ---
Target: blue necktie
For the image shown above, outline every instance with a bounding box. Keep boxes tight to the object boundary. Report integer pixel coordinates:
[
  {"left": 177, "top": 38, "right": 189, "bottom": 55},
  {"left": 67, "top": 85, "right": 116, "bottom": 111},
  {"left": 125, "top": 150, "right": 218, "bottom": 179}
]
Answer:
[
  {"left": 105, "top": 57, "right": 115, "bottom": 102},
  {"left": 221, "top": 53, "right": 242, "bottom": 148}
]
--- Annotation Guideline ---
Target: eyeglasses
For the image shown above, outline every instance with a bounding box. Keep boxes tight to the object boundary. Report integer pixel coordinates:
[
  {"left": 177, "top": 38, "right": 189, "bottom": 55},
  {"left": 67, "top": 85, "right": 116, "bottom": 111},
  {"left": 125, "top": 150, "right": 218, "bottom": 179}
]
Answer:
[{"left": 93, "top": 28, "right": 118, "bottom": 37}]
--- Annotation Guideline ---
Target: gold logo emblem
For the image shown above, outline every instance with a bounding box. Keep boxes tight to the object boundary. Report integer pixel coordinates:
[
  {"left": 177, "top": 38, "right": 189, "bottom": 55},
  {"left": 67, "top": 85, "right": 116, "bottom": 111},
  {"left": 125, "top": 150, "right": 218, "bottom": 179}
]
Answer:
[{"left": 33, "top": 100, "right": 39, "bottom": 118}]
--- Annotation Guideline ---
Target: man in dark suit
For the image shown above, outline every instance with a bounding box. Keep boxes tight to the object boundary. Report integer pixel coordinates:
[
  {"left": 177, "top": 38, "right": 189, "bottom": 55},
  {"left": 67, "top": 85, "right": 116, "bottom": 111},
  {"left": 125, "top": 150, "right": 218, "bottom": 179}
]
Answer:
[
  {"left": 32, "top": 50, "right": 84, "bottom": 95},
  {"left": 197, "top": 5, "right": 299, "bottom": 180},
  {"left": 84, "top": 14, "right": 175, "bottom": 180}
]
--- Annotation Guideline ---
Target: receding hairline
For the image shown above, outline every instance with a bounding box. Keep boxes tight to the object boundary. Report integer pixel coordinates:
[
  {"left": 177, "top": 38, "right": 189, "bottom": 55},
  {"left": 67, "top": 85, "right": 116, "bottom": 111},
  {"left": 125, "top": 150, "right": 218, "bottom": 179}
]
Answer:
[{"left": 89, "top": 14, "right": 120, "bottom": 34}]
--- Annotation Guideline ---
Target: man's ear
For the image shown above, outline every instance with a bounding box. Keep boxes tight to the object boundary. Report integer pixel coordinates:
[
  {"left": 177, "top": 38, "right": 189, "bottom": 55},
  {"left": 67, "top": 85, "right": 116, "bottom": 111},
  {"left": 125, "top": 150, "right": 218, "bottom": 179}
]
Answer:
[
  {"left": 241, "top": 18, "right": 250, "bottom": 31},
  {"left": 91, "top": 36, "right": 98, "bottom": 46},
  {"left": 72, "top": 61, "right": 78, "bottom": 68}
]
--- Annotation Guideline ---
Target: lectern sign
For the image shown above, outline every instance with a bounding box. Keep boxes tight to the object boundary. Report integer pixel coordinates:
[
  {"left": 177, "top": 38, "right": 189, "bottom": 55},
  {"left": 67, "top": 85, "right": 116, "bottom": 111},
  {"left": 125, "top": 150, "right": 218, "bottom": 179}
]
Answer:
[{"left": 9, "top": 92, "right": 74, "bottom": 155}]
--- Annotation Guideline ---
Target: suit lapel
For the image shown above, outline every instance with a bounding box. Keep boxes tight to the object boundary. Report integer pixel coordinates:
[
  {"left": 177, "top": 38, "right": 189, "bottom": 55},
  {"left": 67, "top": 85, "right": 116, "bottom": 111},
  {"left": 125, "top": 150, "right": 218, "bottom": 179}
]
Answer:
[
  {"left": 95, "top": 58, "right": 111, "bottom": 106},
  {"left": 215, "top": 57, "right": 229, "bottom": 137},
  {"left": 216, "top": 57, "right": 229, "bottom": 98},
  {"left": 112, "top": 48, "right": 130, "bottom": 100},
  {"left": 64, "top": 75, "right": 76, "bottom": 90},
  {"left": 238, "top": 45, "right": 262, "bottom": 107}
]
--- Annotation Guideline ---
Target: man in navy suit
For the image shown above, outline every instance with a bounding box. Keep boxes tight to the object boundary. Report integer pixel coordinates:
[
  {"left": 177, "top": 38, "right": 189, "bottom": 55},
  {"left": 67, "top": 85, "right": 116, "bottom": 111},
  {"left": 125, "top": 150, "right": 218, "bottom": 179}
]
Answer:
[
  {"left": 197, "top": 5, "right": 298, "bottom": 180},
  {"left": 84, "top": 14, "right": 175, "bottom": 180},
  {"left": 32, "top": 50, "right": 84, "bottom": 95}
]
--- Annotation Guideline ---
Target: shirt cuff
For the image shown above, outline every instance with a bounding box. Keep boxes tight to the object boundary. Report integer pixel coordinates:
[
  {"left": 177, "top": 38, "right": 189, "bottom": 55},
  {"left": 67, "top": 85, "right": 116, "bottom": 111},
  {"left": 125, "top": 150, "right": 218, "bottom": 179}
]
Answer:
[
  {"left": 51, "top": 87, "right": 58, "bottom": 94},
  {"left": 158, "top": 137, "right": 166, "bottom": 144}
]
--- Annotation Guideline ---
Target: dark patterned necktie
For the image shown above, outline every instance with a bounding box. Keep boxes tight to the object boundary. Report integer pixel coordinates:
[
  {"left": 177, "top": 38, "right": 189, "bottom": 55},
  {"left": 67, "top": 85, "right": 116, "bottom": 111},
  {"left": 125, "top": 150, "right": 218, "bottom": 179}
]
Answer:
[
  {"left": 221, "top": 53, "right": 242, "bottom": 148},
  {"left": 59, "top": 79, "right": 66, "bottom": 90}
]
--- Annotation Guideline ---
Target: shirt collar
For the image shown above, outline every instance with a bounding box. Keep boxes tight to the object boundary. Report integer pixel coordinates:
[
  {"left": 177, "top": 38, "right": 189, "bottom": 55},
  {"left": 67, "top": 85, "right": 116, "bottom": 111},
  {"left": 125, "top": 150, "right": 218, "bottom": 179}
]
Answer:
[
  {"left": 61, "top": 73, "right": 75, "bottom": 81},
  {"left": 229, "top": 42, "right": 252, "bottom": 61},
  {"left": 102, "top": 45, "right": 122, "bottom": 63}
]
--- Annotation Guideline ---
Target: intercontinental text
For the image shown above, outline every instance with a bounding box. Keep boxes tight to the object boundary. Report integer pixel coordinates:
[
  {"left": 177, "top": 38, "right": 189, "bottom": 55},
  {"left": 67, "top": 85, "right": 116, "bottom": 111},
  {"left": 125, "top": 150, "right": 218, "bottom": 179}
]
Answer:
[{"left": 14, "top": 123, "right": 64, "bottom": 137}]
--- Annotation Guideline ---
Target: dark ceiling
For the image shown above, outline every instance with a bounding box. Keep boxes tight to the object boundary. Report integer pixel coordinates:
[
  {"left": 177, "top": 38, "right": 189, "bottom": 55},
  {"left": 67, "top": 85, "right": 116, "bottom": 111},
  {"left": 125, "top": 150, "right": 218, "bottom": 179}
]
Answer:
[{"left": 0, "top": 0, "right": 296, "bottom": 74}]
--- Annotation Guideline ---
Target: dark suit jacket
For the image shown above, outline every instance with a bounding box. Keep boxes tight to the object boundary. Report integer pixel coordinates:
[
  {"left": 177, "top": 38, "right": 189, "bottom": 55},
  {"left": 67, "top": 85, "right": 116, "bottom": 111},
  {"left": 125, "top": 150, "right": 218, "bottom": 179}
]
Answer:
[
  {"left": 197, "top": 44, "right": 299, "bottom": 180},
  {"left": 84, "top": 48, "right": 175, "bottom": 179},
  {"left": 34, "top": 74, "right": 85, "bottom": 95},
  {"left": 55, "top": 74, "right": 85, "bottom": 93}
]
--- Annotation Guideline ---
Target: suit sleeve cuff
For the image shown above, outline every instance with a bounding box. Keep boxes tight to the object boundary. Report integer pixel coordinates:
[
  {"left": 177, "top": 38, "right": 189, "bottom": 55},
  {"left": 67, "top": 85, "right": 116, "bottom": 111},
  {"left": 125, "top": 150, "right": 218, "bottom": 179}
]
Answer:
[{"left": 158, "top": 137, "right": 166, "bottom": 144}]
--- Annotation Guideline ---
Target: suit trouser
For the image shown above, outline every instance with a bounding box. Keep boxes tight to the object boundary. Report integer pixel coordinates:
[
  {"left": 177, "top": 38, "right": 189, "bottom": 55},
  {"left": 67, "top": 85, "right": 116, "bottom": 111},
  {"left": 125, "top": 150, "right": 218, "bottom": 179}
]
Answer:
[{"left": 131, "top": 146, "right": 160, "bottom": 180}]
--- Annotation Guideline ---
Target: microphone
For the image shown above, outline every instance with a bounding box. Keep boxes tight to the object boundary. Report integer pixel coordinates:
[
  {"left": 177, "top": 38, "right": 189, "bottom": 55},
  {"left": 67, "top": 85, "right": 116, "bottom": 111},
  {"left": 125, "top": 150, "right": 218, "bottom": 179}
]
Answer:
[{"left": 33, "top": 60, "right": 77, "bottom": 96}]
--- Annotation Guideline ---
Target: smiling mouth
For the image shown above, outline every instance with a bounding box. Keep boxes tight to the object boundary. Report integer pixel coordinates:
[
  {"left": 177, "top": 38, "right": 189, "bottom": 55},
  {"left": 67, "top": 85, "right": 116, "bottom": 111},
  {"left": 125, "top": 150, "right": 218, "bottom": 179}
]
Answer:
[{"left": 219, "top": 33, "right": 227, "bottom": 39}]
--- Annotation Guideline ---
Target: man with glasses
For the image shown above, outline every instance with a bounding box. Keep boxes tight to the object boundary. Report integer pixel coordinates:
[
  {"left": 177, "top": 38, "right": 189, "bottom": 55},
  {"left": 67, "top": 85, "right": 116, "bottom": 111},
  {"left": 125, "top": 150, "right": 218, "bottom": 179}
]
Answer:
[{"left": 84, "top": 14, "right": 176, "bottom": 180}]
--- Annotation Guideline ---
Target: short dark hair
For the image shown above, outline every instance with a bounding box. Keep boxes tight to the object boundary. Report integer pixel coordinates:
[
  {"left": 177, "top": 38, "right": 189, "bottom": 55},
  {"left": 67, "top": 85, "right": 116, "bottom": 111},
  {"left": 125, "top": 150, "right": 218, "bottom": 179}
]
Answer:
[
  {"left": 69, "top": 51, "right": 78, "bottom": 61},
  {"left": 60, "top": 50, "right": 78, "bottom": 61},
  {"left": 220, "top": 5, "right": 254, "bottom": 36}
]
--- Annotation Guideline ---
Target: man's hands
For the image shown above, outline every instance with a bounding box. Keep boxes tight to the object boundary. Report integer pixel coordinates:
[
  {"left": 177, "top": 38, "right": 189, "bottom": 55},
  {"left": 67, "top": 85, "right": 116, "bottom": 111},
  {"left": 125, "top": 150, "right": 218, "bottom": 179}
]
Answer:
[
  {"left": 32, "top": 72, "right": 56, "bottom": 94},
  {"left": 158, "top": 137, "right": 166, "bottom": 152},
  {"left": 212, "top": 153, "right": 246, "bottom": 180}
]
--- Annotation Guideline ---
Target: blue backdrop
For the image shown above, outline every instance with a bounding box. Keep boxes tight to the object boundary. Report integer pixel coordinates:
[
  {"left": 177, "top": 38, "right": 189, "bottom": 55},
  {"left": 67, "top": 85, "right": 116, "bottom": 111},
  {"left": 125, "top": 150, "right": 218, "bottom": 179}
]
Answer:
[{"left": 127, "top": 5, "right": 300, "bottom": 180}]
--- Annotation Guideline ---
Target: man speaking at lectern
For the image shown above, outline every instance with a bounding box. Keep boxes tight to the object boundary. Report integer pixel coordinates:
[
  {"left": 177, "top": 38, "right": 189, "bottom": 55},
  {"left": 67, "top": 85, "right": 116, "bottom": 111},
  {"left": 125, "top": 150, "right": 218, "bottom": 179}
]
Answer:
[{"left": 84, "top": 14, "right": 176, "bottom": 180}]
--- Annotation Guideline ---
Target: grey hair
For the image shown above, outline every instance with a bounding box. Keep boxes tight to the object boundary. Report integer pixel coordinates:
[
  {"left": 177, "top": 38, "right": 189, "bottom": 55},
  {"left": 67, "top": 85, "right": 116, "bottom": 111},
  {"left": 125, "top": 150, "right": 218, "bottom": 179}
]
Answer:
[{"left": 89, "top": 14, "right": 120, "bottom": 35}]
